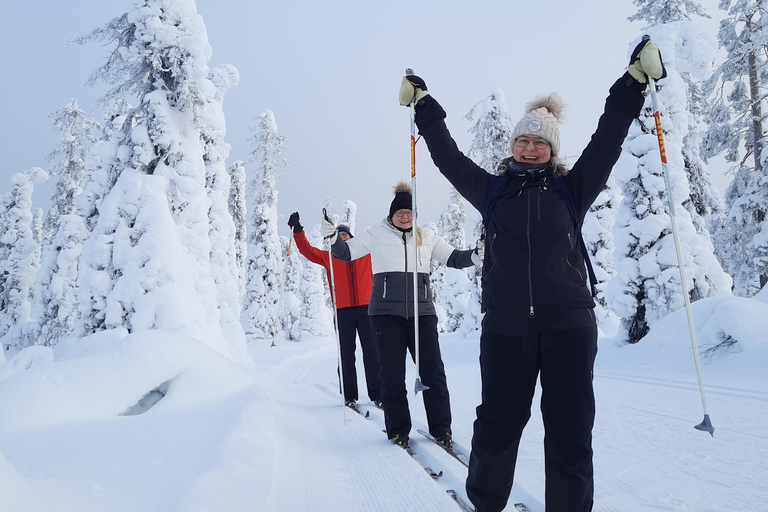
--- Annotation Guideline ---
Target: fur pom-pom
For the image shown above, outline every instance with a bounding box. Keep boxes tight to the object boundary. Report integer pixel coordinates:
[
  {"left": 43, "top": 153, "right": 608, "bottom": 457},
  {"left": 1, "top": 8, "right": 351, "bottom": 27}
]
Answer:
[
  {"left": 524, "top": 93, "right": 564, "bottom": 122},
  {"left": 393, "top": 181, "right": 412, "bottom": 195}
]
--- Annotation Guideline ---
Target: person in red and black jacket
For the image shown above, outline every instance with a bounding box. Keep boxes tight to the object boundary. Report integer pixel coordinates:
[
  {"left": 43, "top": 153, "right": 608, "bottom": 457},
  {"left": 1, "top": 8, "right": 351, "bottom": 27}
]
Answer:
[{"left": 288, "top": 211, "right": 382, "bottom": 408}]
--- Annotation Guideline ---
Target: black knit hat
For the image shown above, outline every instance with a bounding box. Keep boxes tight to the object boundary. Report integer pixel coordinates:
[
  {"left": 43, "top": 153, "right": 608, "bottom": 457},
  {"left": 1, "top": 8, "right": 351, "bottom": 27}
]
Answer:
[
  {"left": 337, "top": 224, "right": 352, "bottom": 237},
  {"left": 389, "top": 181, "right": 412, "bottom": 219}
]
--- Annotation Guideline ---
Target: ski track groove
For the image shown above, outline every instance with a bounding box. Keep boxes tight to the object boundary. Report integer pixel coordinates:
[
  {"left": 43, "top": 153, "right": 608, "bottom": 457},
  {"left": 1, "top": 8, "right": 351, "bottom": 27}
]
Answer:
[
  {"left": 259, "top": 339, "right": 768, "bottom": 511},
  {"left": 266, "top": 343, "right": 457, "bottom": 511}
]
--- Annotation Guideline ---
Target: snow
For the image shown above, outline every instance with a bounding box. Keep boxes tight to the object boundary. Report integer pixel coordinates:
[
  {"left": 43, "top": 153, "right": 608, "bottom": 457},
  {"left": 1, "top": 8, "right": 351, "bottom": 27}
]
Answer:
[{"left": 2, "top": 292, "right": 767, "bottom": 512}]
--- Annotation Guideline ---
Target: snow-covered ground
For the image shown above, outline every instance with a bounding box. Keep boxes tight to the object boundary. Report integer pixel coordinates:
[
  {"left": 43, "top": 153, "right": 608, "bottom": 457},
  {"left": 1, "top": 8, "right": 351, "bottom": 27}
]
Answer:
[{"left": 2, "top": 291, "right": 767, "bottom": 512}]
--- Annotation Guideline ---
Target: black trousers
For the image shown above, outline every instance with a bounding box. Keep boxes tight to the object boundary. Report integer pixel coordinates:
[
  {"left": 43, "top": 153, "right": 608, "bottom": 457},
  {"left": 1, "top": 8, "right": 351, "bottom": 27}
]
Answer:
[
  {"left": 466, "top": 309, "right": 598, "bottom": 512},
  {"left": 336, "top": 305, "right": 381, "bottom": 402},
  {"left": 371, "top": 314, "right": 451, "bottom": 440}
]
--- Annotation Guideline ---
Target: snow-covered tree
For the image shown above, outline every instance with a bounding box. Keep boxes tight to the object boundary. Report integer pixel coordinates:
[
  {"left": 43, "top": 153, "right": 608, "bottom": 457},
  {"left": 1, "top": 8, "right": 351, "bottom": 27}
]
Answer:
[
  {"left": 628, "top": 0, "right": 708, "bottom": 25},
  {"left": 200, "top": 63, "right": 245, "bottom": 348},
  {"left": 282, "top": 235, "right": 303, "bottom": 341},
  {"left": 608, "top": 26, "right": 732, "bottom": 344},
  {"left": 228, "top": 160, "right": 247, "bottom": 298},
  {"left": 0, "top": 168, "right": 48, "bottom": 352},
  {"left": 631, "top": 1, "right": 728, "bottom": 266},
  {"left": 584, "top": 176, "right": 621, "bottom": 327},
  {"left": 31, "top": 100, "right": 100, "bottom": 347},
  {"left": 433, "top": 192, "right": 468, "bottom": 333},
  {"left": 42, "top": 99, "right": 101, "bottom": 244},
  {"left": 701, "top": 0, "right": 768, "bottom": 297},
  {"left": 72, "top": 0, "right": 247, "bottom": 361},
  {"left": 465, "top": 88, "right": 514, "bottom": 175},
  {"left": 342, "top": 200, "right": 357, "bottom": 234},
  {"left": 242, "top": 110, "right": 287, "bottom": 344}
]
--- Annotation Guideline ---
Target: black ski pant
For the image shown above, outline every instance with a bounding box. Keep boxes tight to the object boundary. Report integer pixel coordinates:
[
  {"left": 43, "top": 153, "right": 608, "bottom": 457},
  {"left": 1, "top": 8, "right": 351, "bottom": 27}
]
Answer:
[
  {"left": 466, "top": 308, "right": 598, "bottom": 512},
  {"left": 336, "top": 305, "right": 382, "bottom": 402},
  {"left": 371, "top": 314, "right": 451, "bottom": 440}
]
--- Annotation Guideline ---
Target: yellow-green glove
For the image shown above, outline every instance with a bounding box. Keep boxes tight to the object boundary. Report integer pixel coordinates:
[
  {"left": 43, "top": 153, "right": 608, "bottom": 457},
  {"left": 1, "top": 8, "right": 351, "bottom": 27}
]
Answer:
[
  {"left": 628, "top": 36, "right": 667, "bottom": 83},
  {"left": 399, "top": 74, "right": 429, "bottom": 106}
]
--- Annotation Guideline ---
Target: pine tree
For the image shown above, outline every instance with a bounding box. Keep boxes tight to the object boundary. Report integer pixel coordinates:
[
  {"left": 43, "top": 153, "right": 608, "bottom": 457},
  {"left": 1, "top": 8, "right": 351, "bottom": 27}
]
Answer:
[
  {"left": 228, "top": 160, "right": 248, "bottom": 298},
  {"left": 609, "top": 22, "right": 732, "bottom": 344},
  {"left": 242, "top": 110, "right": 287, "bottom": 343},
  {"left": 0, "top": 168, "right": 48, "bottom": 352},
  {"left": 584, "top": 176, "right": 620, "bottom": 325},
  {"left": 32, "top": 100, "right": 100, "bottom": 347},
  {"left": 342, "top": 200, "right": 357, "bottom": 234},
  {"left": 701, "top": 0, "right": 768, "bottom": 296},
  {"left": 71, "top": 0, "right": 247, "bottom": 361},
  {"left": 282, "top": 235, "right": 303, "bottom": 341},
  {"left": 201, "top": 64, "right": 245, "bottom": 349},
  {"left": 434, "top": 191, "right": 468, "bottom": 333}
]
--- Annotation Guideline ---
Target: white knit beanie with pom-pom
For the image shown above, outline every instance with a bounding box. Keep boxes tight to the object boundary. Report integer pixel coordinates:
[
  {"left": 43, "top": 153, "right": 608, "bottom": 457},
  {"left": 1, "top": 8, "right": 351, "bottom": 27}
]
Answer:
[{"left": 511, "top": 93, "right": 565, "bottom": 159}]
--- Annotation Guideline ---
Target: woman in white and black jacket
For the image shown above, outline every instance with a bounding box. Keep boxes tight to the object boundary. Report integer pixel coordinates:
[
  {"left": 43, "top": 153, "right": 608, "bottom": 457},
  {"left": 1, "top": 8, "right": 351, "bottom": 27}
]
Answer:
[
  {"left": 323, "top": 181, "right": 482, "bottom": 449},
  {"left": 398, "top": 38, "right": 666, "bottom": 512}
]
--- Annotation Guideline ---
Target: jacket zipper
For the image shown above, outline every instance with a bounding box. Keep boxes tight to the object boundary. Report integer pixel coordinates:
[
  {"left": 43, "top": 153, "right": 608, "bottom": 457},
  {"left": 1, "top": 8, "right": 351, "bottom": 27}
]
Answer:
[
  {"left": 347, "top": 263, "right": 357, "bottom": 305},
  {"left": 526, "top": 189, "right": 534, "bottom": 315},
  {"left": 402, "top": 232, "right": 409, "bottom": 318}
]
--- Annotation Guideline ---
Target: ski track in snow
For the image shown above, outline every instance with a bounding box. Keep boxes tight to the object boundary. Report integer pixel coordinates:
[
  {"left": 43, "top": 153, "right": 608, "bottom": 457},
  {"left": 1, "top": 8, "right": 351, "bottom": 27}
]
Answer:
[
  {"left": 258, "top": 335, "right": 768, "bottom": 511},
  {"left": 258, "top": 343, "right": 458, "bottom": 512}
]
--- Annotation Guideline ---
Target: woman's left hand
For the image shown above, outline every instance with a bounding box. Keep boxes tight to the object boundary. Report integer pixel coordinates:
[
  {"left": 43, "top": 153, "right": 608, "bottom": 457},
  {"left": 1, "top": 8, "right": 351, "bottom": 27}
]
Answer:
[{"left": 471, "top": 239, "right": 484, "bottom": 266}]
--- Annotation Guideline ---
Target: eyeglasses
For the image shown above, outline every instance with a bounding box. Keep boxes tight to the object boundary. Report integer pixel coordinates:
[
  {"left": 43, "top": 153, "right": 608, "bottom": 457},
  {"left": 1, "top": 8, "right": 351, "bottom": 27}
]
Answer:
[
  {"left": 393, "top": 210, "right": 413, "bottom": 218},
  {"left": 514, "top": 137, "right": 550, "bottom": 150}
]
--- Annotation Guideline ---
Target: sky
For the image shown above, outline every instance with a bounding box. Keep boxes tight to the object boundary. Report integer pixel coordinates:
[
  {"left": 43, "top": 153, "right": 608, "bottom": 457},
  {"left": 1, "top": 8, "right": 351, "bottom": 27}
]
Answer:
[
  {"left": 1, "top": 287, "right": 767, "bottom": 511},
  {"left": 0, "top": 0, "right": 729, "bottom": 238}
]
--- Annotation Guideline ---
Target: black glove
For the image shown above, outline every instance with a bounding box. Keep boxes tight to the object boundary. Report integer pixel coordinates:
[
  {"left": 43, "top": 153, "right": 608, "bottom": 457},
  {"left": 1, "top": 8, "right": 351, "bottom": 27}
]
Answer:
[
  {"left": 399, "top": 74, "right": 429, "bottom": 106},
  {"left": 628, "top": 36, "right": 667, "bottom": 83},
  {"left": 287, "top": 212, "right": 303, "bottom": 233}
]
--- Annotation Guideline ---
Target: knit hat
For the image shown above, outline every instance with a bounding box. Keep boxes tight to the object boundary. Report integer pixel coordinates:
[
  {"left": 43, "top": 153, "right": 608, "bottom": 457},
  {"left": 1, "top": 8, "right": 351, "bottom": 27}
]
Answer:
[
  {"left": 389, "top": 181, "right": 412, "bottom": 219},
  {"left": 511, "top": 93, "right": 564, "bottom": 160},
  {"left": 337, "top": 224, "right": 352, "bottom": 237}
]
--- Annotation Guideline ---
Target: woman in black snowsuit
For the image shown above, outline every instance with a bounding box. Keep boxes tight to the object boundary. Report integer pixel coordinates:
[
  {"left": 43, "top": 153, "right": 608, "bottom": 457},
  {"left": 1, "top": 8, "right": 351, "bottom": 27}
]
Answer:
[{"left": 397, "top": 38, "right": 666, "bottom": 512}]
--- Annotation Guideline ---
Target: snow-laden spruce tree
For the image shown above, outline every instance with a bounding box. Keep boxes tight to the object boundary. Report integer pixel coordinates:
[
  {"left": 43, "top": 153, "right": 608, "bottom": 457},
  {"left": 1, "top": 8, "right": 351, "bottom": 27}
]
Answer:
[
  {"left": 342, "top": 199, "right": 357, "bottom": 234},
  {"left": 0, "top": 168, "right": 48, "bottom": 352},
  {"left": 31, "top": 100, "right": 100, "bottom": 347},
  {"left": 242, "top": 110, "right": 287, "bottom": 344},
  {"left": 631, "top": 0, "right": 729, "bottom": 264},
  {"left": 282, "top": 235, "right": 303, "bottom": 341},
  {"left": 200, "top": 63, "right": 245, "bottom": 348},
  {"left": 228, "top": 160, "right": 247, "bottom": 298},
  {"left": 584, "top": 175, "right": 621, "bottom": 327},
  {"left": 72, "top": 0, "right": 247, "bottom": 361},
  {"left": 701, "top": 0, "right": 768, "bottom": 297},
  {"left": 432, "top": 190, "right": 469, "bottom": 333},
  {"left": 462, "top": 88, "right": 514, "bottom": 333},
  {"left": 608, "top": 25, "right": 732, "bottom": 343}
]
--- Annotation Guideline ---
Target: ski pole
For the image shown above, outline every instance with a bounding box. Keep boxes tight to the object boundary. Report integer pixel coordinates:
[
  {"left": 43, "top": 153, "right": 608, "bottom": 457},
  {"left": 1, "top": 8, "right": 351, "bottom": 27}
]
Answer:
[
  {"left": 647, "top": 69, "right": 714, "bottom": 437},
  {"left": 323, "top": 208, "right": 349, "bottom": 421},
  {"left": 405, "top": 68, "right": 429, "bottom": 395}
]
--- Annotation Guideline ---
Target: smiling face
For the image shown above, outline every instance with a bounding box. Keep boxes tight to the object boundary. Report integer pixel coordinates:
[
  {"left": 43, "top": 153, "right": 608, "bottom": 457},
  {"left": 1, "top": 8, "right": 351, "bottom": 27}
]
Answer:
[
  {"left": 391, "top": 209, "right": 413, "bottom": 229},
  {"left": 512, "top": 135, "right": 552, "bottom": 165}
]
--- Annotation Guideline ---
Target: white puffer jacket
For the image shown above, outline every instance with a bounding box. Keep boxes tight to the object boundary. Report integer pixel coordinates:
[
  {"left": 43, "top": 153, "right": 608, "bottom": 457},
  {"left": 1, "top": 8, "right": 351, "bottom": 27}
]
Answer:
[{"left": 333, "top": 219, "right": 457, "bottom": 317}]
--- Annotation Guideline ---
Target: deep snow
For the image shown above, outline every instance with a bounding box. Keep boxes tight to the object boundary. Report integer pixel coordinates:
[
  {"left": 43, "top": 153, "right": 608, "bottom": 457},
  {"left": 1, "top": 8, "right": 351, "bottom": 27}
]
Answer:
[{"left": 1, "top": 290, "right": 767, "bottom": 512}]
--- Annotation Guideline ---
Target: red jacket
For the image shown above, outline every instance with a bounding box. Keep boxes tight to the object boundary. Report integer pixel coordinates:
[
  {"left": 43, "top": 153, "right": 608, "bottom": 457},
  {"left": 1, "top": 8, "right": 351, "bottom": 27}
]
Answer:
[{"left": 293, "top": 230, "right": 372, "bottom": 309}]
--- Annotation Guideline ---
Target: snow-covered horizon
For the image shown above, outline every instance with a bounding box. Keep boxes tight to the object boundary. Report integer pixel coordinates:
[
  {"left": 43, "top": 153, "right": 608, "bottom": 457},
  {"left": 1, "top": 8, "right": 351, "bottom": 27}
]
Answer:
[{"left": 1, "top": 288, "right": 767, "bottom": 512}]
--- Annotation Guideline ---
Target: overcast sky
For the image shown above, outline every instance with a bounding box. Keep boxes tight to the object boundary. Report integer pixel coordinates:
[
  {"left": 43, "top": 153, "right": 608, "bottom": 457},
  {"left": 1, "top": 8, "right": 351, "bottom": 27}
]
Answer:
[{"left": 0, "top": 0, "right": 728, "bottom": 238}]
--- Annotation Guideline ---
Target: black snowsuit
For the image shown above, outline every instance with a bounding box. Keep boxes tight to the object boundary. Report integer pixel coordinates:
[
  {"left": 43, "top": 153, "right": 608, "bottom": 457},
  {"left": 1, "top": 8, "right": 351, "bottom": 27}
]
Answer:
[{"left": 413, "top": 73, "right": 646, "bottom": 512}]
